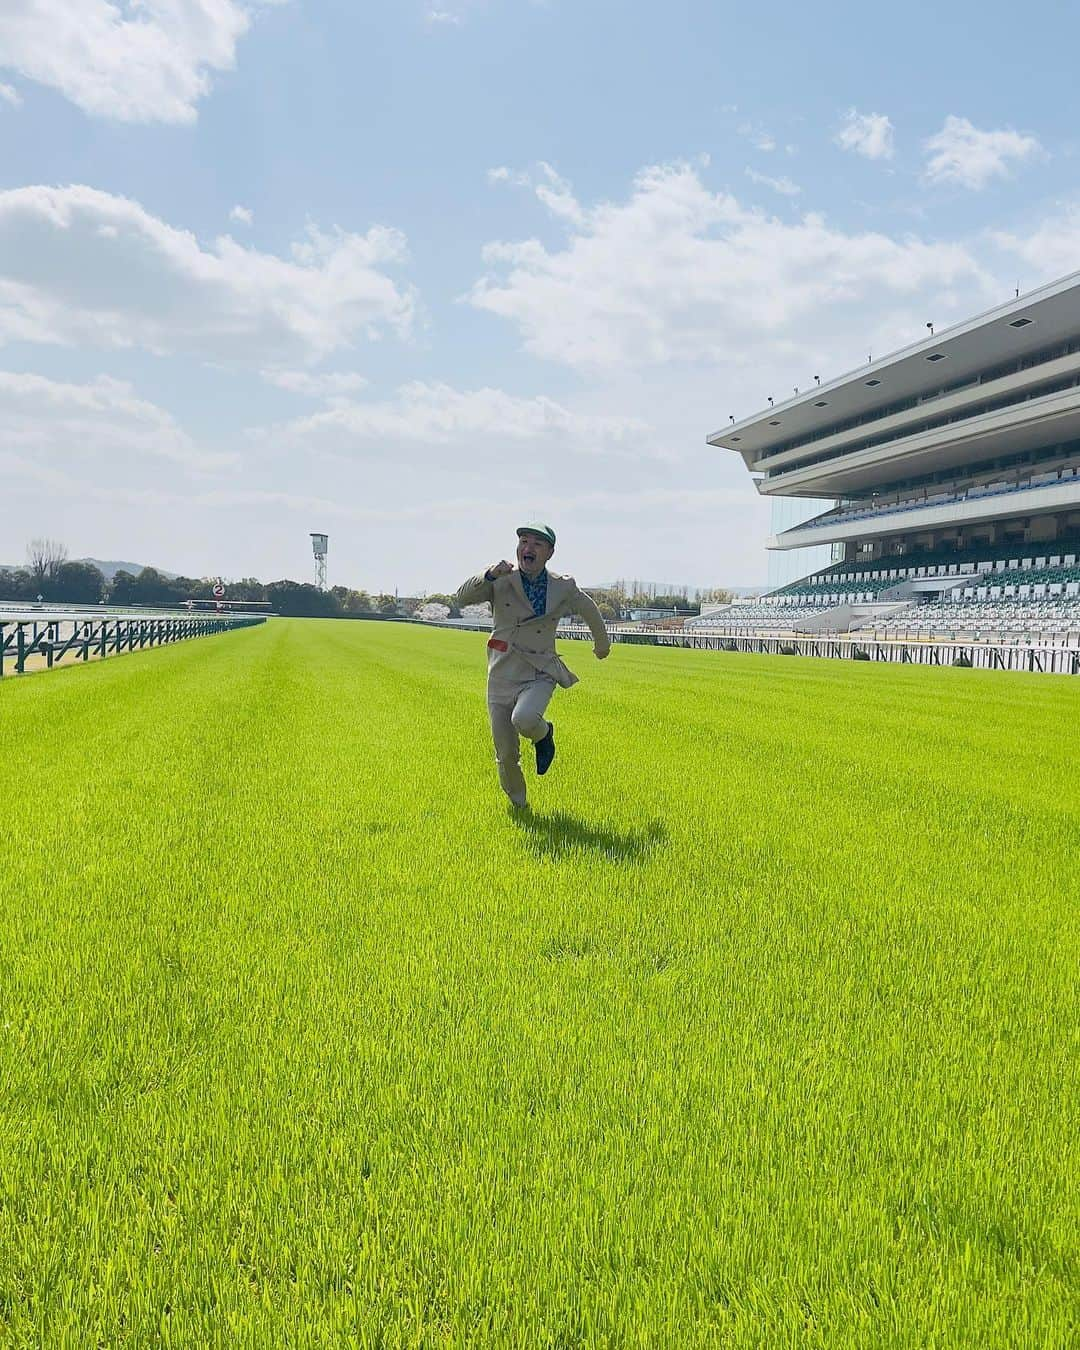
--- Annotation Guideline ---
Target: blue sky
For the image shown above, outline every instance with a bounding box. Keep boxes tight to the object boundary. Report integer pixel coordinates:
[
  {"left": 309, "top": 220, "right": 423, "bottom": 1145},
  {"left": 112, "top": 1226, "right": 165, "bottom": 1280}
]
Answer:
[{"left": 2, "top": 0, "right": 1078, "bottom": 591}]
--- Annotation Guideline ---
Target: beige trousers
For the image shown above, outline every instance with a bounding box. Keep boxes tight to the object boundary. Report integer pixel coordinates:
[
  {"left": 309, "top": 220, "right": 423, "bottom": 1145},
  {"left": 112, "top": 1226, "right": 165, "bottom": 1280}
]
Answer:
[{"left": 486, "top": 675, "right": 556, "bottom": 804}]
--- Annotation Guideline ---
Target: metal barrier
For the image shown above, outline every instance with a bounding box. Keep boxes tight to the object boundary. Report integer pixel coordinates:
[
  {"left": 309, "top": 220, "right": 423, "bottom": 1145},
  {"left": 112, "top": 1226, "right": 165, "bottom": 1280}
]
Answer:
[
  {"left": 425, "top": 618, "right": 1080, "bottom": 675},
  {"left": 645, "top": 631, "right": 1080, "bottom": 674},
  {"left": 0, "top": 615, "right": 265, "bottom": 677}
]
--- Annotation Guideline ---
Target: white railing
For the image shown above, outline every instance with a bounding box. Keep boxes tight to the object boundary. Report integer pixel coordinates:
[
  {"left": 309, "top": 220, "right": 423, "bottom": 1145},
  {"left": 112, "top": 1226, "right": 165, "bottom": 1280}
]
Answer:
[{"left": 423, "top": 618, "right": 1080, "bottom": 675}]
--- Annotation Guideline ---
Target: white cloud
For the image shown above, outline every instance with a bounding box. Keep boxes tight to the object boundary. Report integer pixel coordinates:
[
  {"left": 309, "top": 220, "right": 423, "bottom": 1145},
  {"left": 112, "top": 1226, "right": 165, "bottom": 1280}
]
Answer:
[
  {"left": 195, "top": 490, "right": 489, "bottom": 524},
  {"left": 0, "top": 370, "right": 232, "bottom": 470},
  {"left": 0, "top": 450, "right": 165, "bottom": 511},
  {"left": 34, "top": 479, "right": 752, "bottom": 526},
  {"left": 0, "top": 0, "right": 278, "bottom": 124},
  {"left": 532, "top": 164, "right": 587, "bottom": 226},
  {"left": 0, "top": 184, "right": 415, "bottom": 366},
  {"left": 258, "top": 380, "right": 653, "bottom": 458},
  {"left": 0, "top": 450, "right": 345, "bottom": 520},
  {"left": 261, "top": 369, "right": 369, "bottom": 397},
  {"left": 0, "top": 81, "right": 21, "bottom": 107},
  {"left": 489, "top": 161, "right": 585, "bottom": 225},
  {"left": 488, "top": 165, "right": 535, "bottom": 189},
  {"left": 737, "top": 120, "right": 776, "bottom": 152},
  {"left": 571, "top": 485, "right": 758, "bottom": 515},
  {"left": 0, "top": 365, "right": 773, "bottom": 587},
  {"left": 468, "top": 161, "right": 989, "bottom": 372},
  {"left": 992, "top": 205, "right": 1080, "bottom": 282},
  {"left": 0, "top": 452, "right": 559, "bottom": 534},
  {"left": 835, "top": 110, "right": 895, "bottom": 161},
  {"left": 425, "top": 7, "right": 463, "bottom": 24},
  {"left": 745, "top": 168, "right": 800, "bottom": 197},
  {"left": 229, "top": 204, "right": 254, "bottom": 226},
  {"left": 923, "top": 115, "right": 1043, "bottom": 190}
]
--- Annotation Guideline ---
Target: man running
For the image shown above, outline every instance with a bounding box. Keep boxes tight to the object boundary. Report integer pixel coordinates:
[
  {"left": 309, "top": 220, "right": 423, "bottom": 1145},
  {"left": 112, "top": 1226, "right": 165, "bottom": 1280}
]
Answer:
[{"left": 456, "top": 523, "right": 610, "bottom": 808}]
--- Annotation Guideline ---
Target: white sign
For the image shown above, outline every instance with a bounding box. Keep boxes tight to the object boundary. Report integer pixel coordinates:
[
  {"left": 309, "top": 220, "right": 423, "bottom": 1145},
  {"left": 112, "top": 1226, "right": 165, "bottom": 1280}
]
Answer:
[{"left": 212, "top": 582, "right": 225, "bottom": 598}]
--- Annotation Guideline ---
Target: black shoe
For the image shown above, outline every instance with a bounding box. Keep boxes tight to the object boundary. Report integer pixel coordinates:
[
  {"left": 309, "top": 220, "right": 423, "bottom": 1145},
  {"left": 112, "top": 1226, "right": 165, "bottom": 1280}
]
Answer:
[{"left": 535, "top": 721, "right": 555, "bottom": 775}]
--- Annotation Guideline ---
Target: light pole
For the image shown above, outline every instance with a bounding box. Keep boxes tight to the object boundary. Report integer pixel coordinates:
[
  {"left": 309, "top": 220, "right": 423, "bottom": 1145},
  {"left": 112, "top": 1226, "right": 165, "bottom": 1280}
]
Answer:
[{"left": 310, "top": 533, "right": 328, "bottom": 590}]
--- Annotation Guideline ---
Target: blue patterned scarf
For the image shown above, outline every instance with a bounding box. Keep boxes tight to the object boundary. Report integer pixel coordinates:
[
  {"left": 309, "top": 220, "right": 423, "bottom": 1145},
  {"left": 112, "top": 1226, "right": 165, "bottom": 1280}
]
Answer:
[{"left": 519, "top": 568, "right": 548, "bottom": 617}]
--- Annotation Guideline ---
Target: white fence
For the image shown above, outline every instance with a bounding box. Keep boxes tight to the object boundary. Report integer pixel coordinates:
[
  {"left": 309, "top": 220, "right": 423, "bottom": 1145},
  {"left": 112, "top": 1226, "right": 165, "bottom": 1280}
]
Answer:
[{"left": 424, "top": 618, "right": 1080, "bottom": 676}]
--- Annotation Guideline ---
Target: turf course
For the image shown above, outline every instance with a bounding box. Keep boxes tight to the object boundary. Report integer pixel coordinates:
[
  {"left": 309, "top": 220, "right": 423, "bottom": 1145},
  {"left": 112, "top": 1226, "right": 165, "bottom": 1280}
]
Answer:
[{"left": 2, "top": 619, "right": 1077, "bottom": 1346}]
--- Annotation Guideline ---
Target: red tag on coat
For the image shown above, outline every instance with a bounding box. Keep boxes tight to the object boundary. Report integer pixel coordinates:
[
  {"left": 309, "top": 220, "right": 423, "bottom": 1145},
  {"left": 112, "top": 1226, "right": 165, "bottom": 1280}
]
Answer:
[{"left": 487, "top": 637, "right": 509, "bottom": 652}]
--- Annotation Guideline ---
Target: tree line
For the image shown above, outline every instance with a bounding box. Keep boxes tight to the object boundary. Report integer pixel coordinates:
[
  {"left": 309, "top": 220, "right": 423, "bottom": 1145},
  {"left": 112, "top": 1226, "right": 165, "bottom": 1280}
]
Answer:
[
  {"left": 2, "top": 540, "right": 734, "bottom": 620},
  {"left": 1, "top": 540, "right": 401, "bottom": 618}
]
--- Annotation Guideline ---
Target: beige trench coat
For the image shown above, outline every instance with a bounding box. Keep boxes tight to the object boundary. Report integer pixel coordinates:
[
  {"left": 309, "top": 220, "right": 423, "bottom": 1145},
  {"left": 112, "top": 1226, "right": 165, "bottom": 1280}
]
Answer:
[{"left": 455, "top": 568, "right": 610, "bottom": 686}]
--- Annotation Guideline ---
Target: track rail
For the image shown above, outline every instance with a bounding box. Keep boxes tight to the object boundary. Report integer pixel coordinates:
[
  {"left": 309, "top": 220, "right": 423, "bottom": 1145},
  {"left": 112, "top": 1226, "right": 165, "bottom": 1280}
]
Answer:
[
  {"left": 0, "top": 615, "right": 265, "bottom": 677},
  {"left": 427, "top": 619, "right": 1080, "bottom": 675}
]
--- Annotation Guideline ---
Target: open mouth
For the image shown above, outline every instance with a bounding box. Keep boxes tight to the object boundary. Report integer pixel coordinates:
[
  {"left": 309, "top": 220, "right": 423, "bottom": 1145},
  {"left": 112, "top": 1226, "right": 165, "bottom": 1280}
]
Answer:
[{"left": 522, "top": 552, "right": 536, "bottom": 564}]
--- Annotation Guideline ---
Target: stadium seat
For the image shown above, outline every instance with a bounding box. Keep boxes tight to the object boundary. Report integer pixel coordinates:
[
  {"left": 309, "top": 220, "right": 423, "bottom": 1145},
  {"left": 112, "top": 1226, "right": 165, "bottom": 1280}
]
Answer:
[{"left": 765, "top": 536, "right": 1080, "bottom": 643}]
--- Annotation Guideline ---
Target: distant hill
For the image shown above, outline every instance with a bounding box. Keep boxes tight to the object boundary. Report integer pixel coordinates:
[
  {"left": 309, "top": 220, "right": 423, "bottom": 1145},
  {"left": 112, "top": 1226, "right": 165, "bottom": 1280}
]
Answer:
[
  {"left": 76, "top": 559, "right": 179, "bottom": 581},
  {"left": 0, "top": 558, "right": 180, "bottom": 581}
]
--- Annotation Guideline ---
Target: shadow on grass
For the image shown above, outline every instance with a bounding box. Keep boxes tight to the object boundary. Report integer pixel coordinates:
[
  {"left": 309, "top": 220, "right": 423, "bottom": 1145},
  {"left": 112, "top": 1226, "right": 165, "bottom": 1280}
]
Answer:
[{"left": 510, "top": 809, "right": 667, "bottom": 863}]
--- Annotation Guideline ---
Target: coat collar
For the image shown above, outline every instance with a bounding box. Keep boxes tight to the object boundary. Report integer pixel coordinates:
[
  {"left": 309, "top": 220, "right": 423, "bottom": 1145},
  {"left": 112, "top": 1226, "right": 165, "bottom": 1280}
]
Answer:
[
  {"left": 509, "top": 568, "right": 571, "bottom": 615},
  {"left": 545, "top": 571, "right": 573, "bottom": 607}
]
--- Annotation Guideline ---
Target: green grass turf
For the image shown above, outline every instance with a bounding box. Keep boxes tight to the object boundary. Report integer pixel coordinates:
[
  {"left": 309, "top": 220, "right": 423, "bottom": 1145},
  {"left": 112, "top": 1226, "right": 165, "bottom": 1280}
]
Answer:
[{"left": 1, "top": 619, "right": 1077, "bottom": 1347}]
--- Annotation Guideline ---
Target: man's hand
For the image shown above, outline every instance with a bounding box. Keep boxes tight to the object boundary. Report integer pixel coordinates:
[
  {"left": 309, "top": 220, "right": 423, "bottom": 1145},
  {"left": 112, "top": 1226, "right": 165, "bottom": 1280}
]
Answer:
[
  {"left": 594, "top": 646, "right": 610, "bottom": 660},
  {"left": 486, "top": 560, "right": 514, "bottom": 579}
]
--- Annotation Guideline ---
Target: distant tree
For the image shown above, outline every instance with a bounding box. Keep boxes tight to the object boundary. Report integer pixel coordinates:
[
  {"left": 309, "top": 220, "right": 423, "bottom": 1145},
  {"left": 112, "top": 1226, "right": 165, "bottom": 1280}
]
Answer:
[
  {"left": 265, "top": 580, "right": 340, "bottom": 617},
  {"left": 171, "top": 576, "right": 215, "bottom": 602},
  {"left": 584, "top": 587, "right": 623, "bottom": 618},
  {"left": 0, "top": 567, "right": 34, "bottom": 600},
  {"left": 107, "top": 570, "right": 138, "bottom": 605},
  {"left": 26, "top": 538, "right": 67, "bottom": 589},
  {"left": 51, "top": 560, "right": 105, "bottom": 604},
  {"left": 423, "top": 592, "right": 461, "bottom": 618},
  {"left": 700, "top": 587, "right": 734, "bottom": 605},
  {"left": 225, "top": 577, "right": 266, "bottom": 603},
  {"left": 331, "top": 585, "right": 375, "bottom": 614},
  {"left": 109, "top": 567, "right": 179, "bottom": 607},
  {"left": 415, "top": 602, "right": 451, "bottom": 621},
  {"left": 375, "top": 593, "right": 398, "bottom": 614}
]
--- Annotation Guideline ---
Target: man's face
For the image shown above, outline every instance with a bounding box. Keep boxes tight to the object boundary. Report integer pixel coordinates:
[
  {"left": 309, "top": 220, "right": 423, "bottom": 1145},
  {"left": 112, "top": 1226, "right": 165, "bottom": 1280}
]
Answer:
[{"left": 516, "top": 532, "right": 554, "bottom": 574}]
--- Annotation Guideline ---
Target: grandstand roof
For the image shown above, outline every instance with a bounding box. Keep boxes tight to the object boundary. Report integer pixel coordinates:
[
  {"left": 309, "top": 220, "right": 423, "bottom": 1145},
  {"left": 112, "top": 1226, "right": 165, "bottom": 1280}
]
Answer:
[
  {"left": 760, "top": 390, "right": 1080, "bottom": 497},
  {"left": 708, "top": 267, "right": 1080, "bottom": 471}
]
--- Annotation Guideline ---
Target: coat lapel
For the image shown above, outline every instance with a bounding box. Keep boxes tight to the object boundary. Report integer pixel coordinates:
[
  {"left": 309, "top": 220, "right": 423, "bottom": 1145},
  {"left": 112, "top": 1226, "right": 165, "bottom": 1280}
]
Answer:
[
  {"left": 509, "top": 568, "right": 573, "bottom": 620},
  {"left": 508, "top": 569, "right": 535, "bottom": 618},
  {"left": 544, "top": 572, "right": 573, "bottom": 615}
]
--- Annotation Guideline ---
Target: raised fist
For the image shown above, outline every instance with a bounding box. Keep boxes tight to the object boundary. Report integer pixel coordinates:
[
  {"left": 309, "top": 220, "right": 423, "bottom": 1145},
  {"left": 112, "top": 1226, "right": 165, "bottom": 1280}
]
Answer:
[{"left": 489, "top": 559, "right": 514, "bottom": 577}]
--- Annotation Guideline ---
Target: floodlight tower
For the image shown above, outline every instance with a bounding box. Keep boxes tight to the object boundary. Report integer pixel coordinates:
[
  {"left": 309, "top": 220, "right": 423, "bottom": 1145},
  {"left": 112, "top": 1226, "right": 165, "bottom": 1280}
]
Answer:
[{"left": 310, "top": 532, "right": 328, "bottom": 590}]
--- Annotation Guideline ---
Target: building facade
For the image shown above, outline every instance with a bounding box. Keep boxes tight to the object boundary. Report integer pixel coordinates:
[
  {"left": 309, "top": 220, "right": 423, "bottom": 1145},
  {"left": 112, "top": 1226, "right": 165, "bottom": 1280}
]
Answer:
[
  {"left": 765, "top": 497, "right": 837, "bottom": 590},
  {"left": 709, "top": 270, "right": 1080, "bottom": 586}
]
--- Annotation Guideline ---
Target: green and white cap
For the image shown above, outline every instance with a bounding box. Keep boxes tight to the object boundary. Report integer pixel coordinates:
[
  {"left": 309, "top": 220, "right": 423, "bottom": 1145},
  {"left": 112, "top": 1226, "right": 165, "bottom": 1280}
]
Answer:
[{"left": 516, "top": 522, "right": 556, "bottom": 547}]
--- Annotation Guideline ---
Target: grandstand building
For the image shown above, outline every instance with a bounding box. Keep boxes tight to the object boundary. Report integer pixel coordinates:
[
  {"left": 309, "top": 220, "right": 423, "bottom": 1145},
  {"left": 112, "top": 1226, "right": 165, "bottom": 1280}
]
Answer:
[{"left": 701, "top": 269, "right": 1080, "bottom": 642}]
